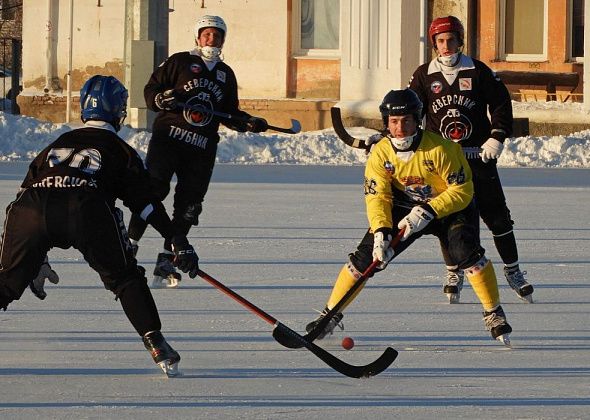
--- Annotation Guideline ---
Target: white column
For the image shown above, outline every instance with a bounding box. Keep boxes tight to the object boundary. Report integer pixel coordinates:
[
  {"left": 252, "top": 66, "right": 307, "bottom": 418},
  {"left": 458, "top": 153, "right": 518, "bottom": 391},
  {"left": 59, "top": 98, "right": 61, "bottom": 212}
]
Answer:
[
  {"left": 338, "top": 0, "right": 422, "bottom": 118},
  {"left": 584, "top": 0, "right": 590, "bottom": 110}
]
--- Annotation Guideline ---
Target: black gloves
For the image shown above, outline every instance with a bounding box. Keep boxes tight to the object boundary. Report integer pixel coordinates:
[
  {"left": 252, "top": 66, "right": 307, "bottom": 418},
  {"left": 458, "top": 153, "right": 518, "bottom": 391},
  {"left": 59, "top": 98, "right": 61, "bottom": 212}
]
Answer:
[
  {"left": 170, "top": 235, "right": 199, "bottom": 278},
  {"left": 154, "top": 89, "right": 178, "bottom": 111},
  {"left": 29, "top": 256, "right": 60, "bottom": 300},
  {"left": 246, "top": 116, "right": 268, "bottom": 133}
]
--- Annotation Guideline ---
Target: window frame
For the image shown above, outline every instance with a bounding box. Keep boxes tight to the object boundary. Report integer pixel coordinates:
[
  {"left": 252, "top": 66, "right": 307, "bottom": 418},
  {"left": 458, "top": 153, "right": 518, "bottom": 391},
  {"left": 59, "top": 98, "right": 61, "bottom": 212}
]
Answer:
[
  {"left": 498, "top": 0, "right": 548, "bottom": 62},
  {"left": 291, "top": 0, "right": 340, "bottom": 59},
  {"left": 568, "top": 0, "right": 584, "bottom": 62}
]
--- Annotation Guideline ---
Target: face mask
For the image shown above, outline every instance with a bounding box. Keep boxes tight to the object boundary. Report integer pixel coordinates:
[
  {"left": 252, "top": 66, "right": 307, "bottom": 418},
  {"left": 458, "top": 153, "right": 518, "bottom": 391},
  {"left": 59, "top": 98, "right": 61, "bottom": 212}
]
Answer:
[
  {"left": 389, "top": 133, "right": 416, "bottom": 150},
  {"left": 437, "top": 52, "right": 460, "bottom": 67},
  {"left": 199, "top": 46, "right": 223, "bottom": 61}
]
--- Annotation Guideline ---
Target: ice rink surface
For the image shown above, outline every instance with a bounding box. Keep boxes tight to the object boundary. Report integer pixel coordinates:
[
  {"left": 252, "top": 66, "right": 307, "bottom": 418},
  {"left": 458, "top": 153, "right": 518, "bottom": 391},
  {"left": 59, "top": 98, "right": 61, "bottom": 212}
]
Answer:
[{"left": 0, "top": 165, "right": 589, "bottom": 419}]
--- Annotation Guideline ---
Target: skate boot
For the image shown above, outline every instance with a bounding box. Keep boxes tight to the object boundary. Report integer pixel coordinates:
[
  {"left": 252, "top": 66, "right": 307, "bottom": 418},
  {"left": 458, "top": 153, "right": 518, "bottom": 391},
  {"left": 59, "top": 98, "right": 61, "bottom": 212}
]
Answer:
[
  {"left": 305, "top": 307, "right": 344, "bottom": 340},
  {"left": 443, "top": 269, "right": 464, "bottom": 304},
  {"left": 483, "top": 305, "right": 512, "bottom": 347},
  {"left": 143, "top": 331, "right": 181, "bottom": 377},
  {"left": 504, "top": 266, "right": 534, "bottom": 303},
  {"left": 153, "top": 252, "right": 181, "bottom": 288}
]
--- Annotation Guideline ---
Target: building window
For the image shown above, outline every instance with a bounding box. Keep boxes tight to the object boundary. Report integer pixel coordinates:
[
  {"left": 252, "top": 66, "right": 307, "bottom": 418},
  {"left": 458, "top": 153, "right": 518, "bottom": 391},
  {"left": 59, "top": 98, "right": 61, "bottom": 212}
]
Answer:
[
  {"left": 499, "top": 0, "right": 547, "bottom": 61},
  {"left": 293, "top": 0, "right": 340, "bottom": 57},
  {"left": 570, "top": 0, "right": 584, "bottom": 60},
  {"left": 0, "top": 0, "right": 17, "bottom": 21}
]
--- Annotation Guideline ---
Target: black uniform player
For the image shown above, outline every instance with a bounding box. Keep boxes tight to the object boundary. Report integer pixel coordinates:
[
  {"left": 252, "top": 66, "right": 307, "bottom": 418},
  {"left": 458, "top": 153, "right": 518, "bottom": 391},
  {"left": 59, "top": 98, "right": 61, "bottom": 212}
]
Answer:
[
  {"left": 0, "top": 75, "right": 199, "bottom": 377},
  {"left": 409, "top": 16, "right": 534, "bottom": 304},
  {"left": 127, "top": 15, "right": 268, "bottom": 288}
]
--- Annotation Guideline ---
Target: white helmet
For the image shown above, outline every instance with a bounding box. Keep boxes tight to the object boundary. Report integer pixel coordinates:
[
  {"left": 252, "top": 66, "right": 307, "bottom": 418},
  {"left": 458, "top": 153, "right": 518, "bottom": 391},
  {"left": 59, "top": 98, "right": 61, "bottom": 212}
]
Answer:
[{"left": 194, "top": 15, "right": 227, "bottom": 40}]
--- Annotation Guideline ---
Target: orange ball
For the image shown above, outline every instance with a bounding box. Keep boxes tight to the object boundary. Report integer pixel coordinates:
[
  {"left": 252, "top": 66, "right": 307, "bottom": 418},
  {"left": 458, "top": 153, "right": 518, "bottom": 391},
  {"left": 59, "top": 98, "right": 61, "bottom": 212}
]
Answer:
[{"left": 341, "top": 336, "right": 354, "bottom": 350}]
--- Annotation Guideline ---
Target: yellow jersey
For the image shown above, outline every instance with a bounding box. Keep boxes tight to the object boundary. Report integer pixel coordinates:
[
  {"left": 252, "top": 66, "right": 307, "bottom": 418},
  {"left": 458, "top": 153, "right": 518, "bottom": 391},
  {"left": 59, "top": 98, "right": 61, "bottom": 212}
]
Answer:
[{"left": 364, "top": 130, "right": 473, "bottom": 232}]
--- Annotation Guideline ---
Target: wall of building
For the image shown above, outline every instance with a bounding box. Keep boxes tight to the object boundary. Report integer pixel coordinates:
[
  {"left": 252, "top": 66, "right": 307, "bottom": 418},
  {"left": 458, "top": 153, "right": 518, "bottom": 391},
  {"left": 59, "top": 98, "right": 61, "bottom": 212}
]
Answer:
[
  {"left": 478, "top": 0, "right": 582, "bottom": 93},
  {"left": 21, "top": 1, "right": 125, "bottom": 94},
  {"left": 168, "top": 0, "right": 290, "bottom": 99}
]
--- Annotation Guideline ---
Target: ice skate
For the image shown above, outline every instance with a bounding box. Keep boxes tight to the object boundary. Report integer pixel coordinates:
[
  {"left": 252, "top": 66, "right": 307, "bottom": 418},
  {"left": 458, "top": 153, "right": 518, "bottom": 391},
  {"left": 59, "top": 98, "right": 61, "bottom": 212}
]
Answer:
[
  {"left": 443, "top": 269, "right": 464, "bottom": 304},
  {"left": 504, "top": 266, "right": 534, "bottom": 303},
  {"left": 305, "top": 307, "right": 344, "bottom": 340},
  {"left": 483, "top": 305, "right": 512, "bottom": 347},
  {"left": 152, "top": 252, "right": 181, "bottom": 288},
  {"left": 143, "top": 331, "right": 181, "bottom": 377}
]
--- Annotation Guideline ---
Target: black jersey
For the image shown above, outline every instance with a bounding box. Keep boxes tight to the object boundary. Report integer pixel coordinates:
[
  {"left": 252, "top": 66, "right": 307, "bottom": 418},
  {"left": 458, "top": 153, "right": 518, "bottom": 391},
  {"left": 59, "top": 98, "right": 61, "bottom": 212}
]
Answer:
[
  {"left": 409, "top": 55, "right": 513, "bottom": 149},
  {"left": 21, "top": 126, "right": 159, "bottom": 216},
  {"left": 144, "top": 51, "right": 250, "bottom": 150}
]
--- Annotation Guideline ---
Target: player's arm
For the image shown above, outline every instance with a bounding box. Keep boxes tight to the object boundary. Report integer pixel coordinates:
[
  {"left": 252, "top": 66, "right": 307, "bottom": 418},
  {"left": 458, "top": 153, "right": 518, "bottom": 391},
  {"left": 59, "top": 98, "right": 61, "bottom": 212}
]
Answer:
[
  {"left": 364, "top": 146, "right": 394, "bottom": 233},
  {"left": 427, "top": 141, "right": 474, "bottom": 217}
]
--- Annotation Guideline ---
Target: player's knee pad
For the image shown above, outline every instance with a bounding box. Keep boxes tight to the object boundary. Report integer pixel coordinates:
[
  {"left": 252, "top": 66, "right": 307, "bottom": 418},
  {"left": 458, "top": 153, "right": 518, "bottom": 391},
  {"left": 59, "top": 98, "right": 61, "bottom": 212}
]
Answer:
[
  {"left": 151, "top": 178, "right": 171, "bottom": 201},
  {"left": 180, "top": 203, "right": 203, "bottom": 226},
  {"left": 105, "top": 266, "right": 147, "bottom": 298},
  {"left": 447, "top": 221, "right": 483, "bottom": 268},
  {"left": 482, "top": 207, "right": 514, "bottom": 236}
]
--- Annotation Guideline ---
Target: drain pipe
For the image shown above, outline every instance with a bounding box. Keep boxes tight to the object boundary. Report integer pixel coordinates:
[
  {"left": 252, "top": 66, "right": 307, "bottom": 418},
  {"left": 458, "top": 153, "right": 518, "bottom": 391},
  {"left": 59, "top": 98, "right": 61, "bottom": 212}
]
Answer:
[
  {"left": 44, "top": 0, "right": 60, "bottom": 93},
  {"left": 66, "top": 0, "right": 74, "bottom": 122}
]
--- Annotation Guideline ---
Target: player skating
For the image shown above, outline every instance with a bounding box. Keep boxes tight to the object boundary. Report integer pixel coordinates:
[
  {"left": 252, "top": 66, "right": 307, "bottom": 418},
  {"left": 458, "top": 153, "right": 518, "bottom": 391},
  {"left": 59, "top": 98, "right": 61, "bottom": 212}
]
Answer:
[
  {"left": 408, "top": 16, "right": 533, "bottom": 304},
  {"left": 307, "top": 89, "right": 512, "bottom": 346},
  {"left": 127, "top": 15, "right": 268, "bottom": 288},
  {"left": 0, "top": 75, "right": 199, "bottom": 377}
]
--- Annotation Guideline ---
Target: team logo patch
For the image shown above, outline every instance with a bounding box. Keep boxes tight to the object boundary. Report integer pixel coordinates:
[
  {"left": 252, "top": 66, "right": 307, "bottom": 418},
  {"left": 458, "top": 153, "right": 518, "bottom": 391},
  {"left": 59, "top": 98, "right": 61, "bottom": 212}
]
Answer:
[
  {"left": 364, "top": 177, "right": 377, "bottom": 195},
  {"left": 190, "top": 63, "right": 202, "bottom": 74},
  {"left": 217, "top": 70, "right": 226, "bottom": 83},
  {"left": 459, "top": 78, "right": 472, "bottom": 91},
  {"left": 423, "top": 160, "right": 435, "bottom": 172},
  {"left": 431, "top": 81, "right": 443, "bottom": 94},
  {"left": 384, "top": 161, "right": 395, "bottom": 174}
]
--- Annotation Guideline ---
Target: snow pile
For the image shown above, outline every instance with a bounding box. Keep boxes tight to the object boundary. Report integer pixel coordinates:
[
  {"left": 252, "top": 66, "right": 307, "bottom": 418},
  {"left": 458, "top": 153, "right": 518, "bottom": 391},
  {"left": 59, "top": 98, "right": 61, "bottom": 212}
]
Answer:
[{"left": 1, "top": 106, "right": 590, "bottom": 167}]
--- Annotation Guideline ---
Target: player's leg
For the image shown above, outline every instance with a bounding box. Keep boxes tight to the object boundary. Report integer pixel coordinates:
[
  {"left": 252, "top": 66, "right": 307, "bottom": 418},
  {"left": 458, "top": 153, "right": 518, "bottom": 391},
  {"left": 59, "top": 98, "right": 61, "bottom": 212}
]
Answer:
[
  {"left": 77, "top": 201, "right": 180, "bottom": 375},
  {"left": 473, "top": 161, "right": 533, "bottom": 302},
  {"left": 445, "top": 204, "right": 512, "bottom": 344},
  {"left": 0, "top": 190, "right": 49, "bottom": 310}
]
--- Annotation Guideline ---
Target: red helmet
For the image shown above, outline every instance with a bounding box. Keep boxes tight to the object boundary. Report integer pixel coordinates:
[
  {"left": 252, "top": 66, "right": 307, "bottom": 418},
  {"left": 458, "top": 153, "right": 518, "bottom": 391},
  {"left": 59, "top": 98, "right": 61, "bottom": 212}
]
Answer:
[{"left": 428, "top": 16, "right": 464, "bottom": 46}]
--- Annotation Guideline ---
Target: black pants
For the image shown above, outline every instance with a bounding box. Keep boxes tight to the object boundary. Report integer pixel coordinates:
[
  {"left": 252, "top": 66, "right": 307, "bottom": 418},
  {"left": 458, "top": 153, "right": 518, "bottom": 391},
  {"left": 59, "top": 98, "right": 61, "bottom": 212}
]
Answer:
[
  {"left": 0, "top": 189, "right": 161, "bottom": 336},
  {"left": 128, "top": 136, "right": 217, "bottom": 248},
  {"left": 440, "top": 158, "right": 518, "bottom": 267},
  {"left": 350, "top": 201, "right": 485, "bottom": 275}
]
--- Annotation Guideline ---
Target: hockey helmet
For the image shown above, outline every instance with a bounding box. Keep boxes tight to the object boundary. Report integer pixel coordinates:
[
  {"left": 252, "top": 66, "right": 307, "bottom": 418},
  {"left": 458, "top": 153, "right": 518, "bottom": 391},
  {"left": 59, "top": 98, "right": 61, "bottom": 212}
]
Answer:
[
  {"left": 80, "top": 75, "right": 128, "bottom": 132},
  {"left": 428, "top": 16, "right": 464, "bottom": 47},
  {"left": 379, "top": 89, "right": 423, "bottom": 128},
  {"left": 194, "top": 15, "right": 227, "bottom": 41}
]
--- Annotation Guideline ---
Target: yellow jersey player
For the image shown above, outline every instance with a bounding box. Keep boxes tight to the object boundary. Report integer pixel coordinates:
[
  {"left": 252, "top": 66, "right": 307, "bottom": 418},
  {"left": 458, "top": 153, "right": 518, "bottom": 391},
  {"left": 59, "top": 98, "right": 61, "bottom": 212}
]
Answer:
[{"left": 306, "top": 89, "right": 512, "bottom": 346}]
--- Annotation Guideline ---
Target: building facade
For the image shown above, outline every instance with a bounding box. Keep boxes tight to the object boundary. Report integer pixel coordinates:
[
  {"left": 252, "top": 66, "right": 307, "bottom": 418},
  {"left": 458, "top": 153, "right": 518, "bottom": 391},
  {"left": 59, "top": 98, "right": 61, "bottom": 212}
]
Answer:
[{"left": 14, "top": 0, "right": 590, "bottom": 131}]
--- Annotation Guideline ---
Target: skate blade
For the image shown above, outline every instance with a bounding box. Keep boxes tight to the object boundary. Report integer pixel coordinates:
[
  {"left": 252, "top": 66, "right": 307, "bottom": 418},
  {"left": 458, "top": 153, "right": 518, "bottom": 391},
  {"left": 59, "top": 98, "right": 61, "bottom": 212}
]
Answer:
[
  {"left": 517, "top": 293, "right": 533, "bottom": 303},
  {"left": 496, "top": 333, "right": 512, "bottom": 348},
  {"left": 158, "top": 360, "right": 180, "bottom": 377},
  {"left": 446, "top": 293, "right": 460, "bottom": 304},
  {"left": 151, "top": 276, "right": 179, "bottom": 289}
]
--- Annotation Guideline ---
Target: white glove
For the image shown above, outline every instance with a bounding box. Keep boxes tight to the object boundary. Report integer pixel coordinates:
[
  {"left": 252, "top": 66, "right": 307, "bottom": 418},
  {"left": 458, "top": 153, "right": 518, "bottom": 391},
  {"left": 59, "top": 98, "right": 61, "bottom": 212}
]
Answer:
[
  {"left": 372, "top": 231, "right": 395, "bottom": 269},
  {"left": 480, "top": 138, "right": 504, "bottom": 163},
  {"left": 397, "top": 206, "right": 434, "bottom": 241},
  {"left": 29, "top": 256, "right": 59, "bottom": 300}
]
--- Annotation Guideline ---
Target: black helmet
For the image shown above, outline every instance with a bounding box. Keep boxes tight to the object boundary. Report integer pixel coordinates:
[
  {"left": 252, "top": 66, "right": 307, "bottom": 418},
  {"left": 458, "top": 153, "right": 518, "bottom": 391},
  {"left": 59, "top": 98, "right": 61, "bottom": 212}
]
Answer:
[{"left": 379, "top": 89, "right": 423, "bottom": 128}]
